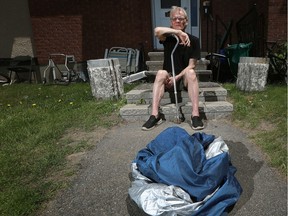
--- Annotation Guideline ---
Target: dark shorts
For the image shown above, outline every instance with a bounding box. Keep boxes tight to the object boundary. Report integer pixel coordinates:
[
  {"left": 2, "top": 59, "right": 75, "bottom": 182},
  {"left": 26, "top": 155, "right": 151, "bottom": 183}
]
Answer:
[{"left": 165, "top": 73, "right": 187, "bottom": 92}]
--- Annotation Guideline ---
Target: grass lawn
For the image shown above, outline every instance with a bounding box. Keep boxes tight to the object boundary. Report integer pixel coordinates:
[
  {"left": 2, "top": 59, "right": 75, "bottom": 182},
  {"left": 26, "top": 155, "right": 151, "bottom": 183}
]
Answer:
[
  {"left": 0, "top": 82, "right": 286, "bottom": 215},
  {"left": 223, "top": 83, "right": 287, "bottom": 174},
  {"left": 0, "top": 83, "right": 137, "bottom": 215}
]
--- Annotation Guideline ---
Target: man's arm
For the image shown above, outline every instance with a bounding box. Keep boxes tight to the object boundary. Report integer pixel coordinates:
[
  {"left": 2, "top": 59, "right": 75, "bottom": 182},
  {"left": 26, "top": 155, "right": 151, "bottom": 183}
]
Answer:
[
  {"left": 154, "top": 27, "right": 190, "bottom": 46},
  {"left": 154, "top": 27, "right": 180, "bottom": 41}
]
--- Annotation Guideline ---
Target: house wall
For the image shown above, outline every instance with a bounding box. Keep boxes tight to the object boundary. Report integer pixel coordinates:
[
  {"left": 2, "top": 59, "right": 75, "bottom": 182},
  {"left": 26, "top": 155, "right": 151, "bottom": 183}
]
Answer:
[
  {"left": 0, "top": 0, "right": 35, "bottom": 58},
  {"left": 28, "top": 0, "right": 153, "bottom": 64},
  {"left": 24, "top": 0, "right": 287, "bottom": 65},
  {"left": 200, "top": 0, "right": 270, "bottom": 54},
  {"left": 267, "top": 0, "right": 287, "bottom": 41}
]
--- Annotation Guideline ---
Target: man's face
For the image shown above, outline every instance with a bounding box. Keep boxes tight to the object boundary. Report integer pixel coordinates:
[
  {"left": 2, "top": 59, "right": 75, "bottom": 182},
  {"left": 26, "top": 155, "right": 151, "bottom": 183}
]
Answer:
[{"left": 170, "top": 11, "right": 187, "bottom": 30}]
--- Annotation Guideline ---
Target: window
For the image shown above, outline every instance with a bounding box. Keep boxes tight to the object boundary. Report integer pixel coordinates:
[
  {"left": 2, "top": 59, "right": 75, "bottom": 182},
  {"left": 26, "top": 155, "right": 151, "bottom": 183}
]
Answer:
[
  {"left": 191, "top": 0, "right": 198, "bottom": 26},
  {"left": 161, "top": 0, "right": 181, "bottom": 9}
]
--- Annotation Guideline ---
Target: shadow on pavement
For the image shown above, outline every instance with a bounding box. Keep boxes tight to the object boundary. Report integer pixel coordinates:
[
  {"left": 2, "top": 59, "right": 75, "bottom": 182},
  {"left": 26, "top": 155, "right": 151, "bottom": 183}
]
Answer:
[
  {"left": 126, "top": 196, "right": 149, "bottom": 216},
  {"left": 227, "top": 140, "right": 263, "bottom": 215},
  {"left": 125, "top": 140, "right": 263, "bottom": 215}
]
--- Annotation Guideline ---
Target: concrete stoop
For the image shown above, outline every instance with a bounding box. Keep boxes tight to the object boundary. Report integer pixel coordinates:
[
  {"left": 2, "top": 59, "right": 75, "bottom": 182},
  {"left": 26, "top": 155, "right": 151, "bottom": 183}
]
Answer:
[{"left": 120, "top": 82, "right": 233, "bottom": 122}]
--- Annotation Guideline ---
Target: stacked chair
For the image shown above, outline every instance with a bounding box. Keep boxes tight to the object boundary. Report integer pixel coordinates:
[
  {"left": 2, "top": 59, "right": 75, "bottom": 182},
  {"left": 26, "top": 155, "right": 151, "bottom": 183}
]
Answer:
[{"left": 104, "top": 47, "right": 140, "bottom": 77}]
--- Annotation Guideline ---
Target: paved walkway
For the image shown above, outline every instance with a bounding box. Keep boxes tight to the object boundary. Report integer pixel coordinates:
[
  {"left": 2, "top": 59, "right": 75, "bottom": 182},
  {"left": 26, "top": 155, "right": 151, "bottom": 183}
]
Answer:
[{"left": 43, "top": 120, "right": 287, "bottom": 216}]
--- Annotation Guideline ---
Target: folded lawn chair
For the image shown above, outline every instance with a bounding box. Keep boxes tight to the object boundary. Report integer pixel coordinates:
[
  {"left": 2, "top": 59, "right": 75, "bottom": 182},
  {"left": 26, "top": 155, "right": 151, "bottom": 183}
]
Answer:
[
  {"left": 104, "top": 47, "right": 130, "bottom": 76},
  {"left": 42, "top": 54, "right": 78, "bottom": 85},
  {"left": 127, "top": 48, "right": 140, "bottom": 74},
  {"left": 8, "top": 55, "right": 39, "bottom": 83}
]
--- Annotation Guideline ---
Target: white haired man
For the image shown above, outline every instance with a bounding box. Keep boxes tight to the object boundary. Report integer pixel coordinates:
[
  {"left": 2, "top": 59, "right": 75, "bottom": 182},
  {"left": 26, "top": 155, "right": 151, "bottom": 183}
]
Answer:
[{"left": 142, "top": 6, "right": 204, "bottom": 131}]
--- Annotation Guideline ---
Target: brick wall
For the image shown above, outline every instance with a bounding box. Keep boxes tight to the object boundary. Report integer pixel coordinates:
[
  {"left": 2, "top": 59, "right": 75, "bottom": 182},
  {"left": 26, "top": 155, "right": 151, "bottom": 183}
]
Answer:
[
  {"left": 28, "top": 0, "right": 153, "bottom": 64},
  {"left": 28, "top": 0, "right": 286, "bottom": 64},
  {"left": 267, "top": 0, "right": 287, "bottom": 42},
  {"left": 200, "top": 0, "right": 269, "bottom": 54}
]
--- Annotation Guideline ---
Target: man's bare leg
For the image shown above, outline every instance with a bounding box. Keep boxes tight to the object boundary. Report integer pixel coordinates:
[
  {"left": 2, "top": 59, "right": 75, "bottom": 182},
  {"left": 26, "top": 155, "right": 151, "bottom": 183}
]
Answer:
[
  {"left": 142, "top": 70, "right": 169, "bottom": 130},
  {"left": 185, "top": 69, "right": 200, "bottom": 116},
  {"left": 185, "top": 69, "right": 204, "bottom": 130},
  {"left": 151, "top": 70, "right": 169, "bottom": 117}
]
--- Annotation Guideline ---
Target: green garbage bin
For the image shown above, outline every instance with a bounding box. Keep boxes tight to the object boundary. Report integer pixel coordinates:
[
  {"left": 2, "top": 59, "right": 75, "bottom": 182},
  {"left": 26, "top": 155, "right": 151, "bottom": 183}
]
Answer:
[{"left": 225, "top": 43, "right": 253, "bottom": 77}]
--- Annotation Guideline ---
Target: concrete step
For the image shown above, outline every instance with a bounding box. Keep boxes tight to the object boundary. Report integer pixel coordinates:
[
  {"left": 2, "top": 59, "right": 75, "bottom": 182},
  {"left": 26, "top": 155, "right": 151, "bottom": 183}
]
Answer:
[
  {"left": 146, "top": 60, "right": 163, "bottom": 71},
  {"left": 148, "top": 52, "right": 163, "bottom": 61},
  {"left": 146, "top": 59, "right": 209, "bottom": 71},
  {"left": 145, "top": 61, "right": 211, "bottom": 82},
  {"left": 146, "top": 51, "right": 211, "bottom": 82},
  {"left": 120, "top": 101, "right": 233, "bottom": 122},
  {"left": 148, "top": 51, "right": 208, "bottom": 61},
  {"left": 125, "top": 70, "right": 212, "bottom": 83},
  {"left": 120, "top": 82, "right": 233, "bottom": 122},
  {"left": 125, "top": 82, "right": 228, "bottom": 104}
]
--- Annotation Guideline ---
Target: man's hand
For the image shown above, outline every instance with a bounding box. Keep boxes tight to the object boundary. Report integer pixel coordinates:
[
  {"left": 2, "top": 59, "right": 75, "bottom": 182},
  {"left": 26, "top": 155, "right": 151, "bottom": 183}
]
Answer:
[
  {"left": 178, "top": 31, "right": 190, "bottom": 47},
  {"left": 165, "top": 77, "right": 175, "bottom": 89},
  {"left": 165, "top": 75, "right": 181, "bottom": 89}
]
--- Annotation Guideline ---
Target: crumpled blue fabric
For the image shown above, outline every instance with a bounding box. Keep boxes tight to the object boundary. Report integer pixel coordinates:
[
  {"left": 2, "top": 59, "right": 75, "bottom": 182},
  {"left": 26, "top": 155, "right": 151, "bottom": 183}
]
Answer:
[{"left": 132, "top": 126, "right": 242, "bottom": 215}]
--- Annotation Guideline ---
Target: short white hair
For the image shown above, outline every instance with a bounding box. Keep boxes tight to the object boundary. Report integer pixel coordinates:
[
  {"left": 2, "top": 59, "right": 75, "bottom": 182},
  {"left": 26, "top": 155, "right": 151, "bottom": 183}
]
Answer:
[{"left": 170, "top": 6, "right": 188, "bottom": 29}]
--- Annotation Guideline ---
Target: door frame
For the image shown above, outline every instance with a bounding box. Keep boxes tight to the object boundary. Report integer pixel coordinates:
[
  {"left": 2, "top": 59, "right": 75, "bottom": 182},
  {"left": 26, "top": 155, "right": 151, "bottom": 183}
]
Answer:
[{"left": 151, "top": 0, "right": 200, "bottom": 50}]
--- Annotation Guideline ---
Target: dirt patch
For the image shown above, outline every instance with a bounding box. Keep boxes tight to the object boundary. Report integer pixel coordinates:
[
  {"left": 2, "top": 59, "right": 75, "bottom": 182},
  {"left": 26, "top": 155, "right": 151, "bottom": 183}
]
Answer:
[
  {"left": 227, "top": 118, "right": 276, "bottom": 136},
  {"left": 64, "top": 127, "right": 109, "bottom": 146},
  {"left": 44, "top": 127, "right": 110, "bottom": 183},
  {"left": 46, "top": 112, "right": 123, "bottom": 186},
  {"left": 39, "top": 126, "right": 111, "bottom": 215},
  {"left": 63, "top": 126, "right": 109, "bottom": 165},
  {"left": 253, "top": 120, "right": 275, "bottom": 132}
]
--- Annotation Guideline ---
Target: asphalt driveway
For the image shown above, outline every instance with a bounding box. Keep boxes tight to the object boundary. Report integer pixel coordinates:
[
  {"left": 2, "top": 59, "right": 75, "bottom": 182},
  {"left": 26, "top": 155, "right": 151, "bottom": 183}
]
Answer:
[{"left": 42, "top": 119, "right": 287, "bottom": 216}]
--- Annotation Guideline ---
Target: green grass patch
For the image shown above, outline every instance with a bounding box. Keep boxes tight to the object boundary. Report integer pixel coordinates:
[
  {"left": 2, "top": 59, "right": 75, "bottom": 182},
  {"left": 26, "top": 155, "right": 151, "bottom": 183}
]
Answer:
[
  {"left": 223, "top": 83, "right": 287, "bottom": 175},
  {"left": 0, "top": 83, "right": 126, "bottom": 215}
]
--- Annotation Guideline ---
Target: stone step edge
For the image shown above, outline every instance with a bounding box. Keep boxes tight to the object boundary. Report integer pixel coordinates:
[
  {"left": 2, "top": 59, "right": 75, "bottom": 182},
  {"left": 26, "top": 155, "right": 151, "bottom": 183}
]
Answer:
[
  {"left": 146, "top": 60, "right": 209, "bottom": 65},
  {"left": 125, "top": 86, "right": 228, "bottom": 99},
  {"left": 148, "top": 51, "right": 209, "bottom": 57},
  {"left": 143, "top": 70, "right": 212, "bottom": 76},
  {"left": 120, "top": 101, "right": 233, "bottom": 114},
  {"left": 120, "top": 101, "right": 233, "bottom": 121}
]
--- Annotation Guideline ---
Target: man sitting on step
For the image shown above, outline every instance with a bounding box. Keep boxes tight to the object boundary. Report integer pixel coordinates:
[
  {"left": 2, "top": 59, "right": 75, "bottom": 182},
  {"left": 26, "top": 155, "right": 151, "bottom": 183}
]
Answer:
[{"left": 142, "top": 6, "right": 204, "bottom": 131}]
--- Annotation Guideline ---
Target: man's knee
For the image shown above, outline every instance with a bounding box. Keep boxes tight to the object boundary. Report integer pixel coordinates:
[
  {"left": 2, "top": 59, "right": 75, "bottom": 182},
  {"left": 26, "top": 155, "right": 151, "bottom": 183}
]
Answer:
[
  {"left": 157, "top": 70, "right": 168, "bottom": 76},
  {"left": 155, "top": 70, "right": 169, "bottom": 80},
  {"left": 186, "top": 69, "right": 197, "bottom": 80}
]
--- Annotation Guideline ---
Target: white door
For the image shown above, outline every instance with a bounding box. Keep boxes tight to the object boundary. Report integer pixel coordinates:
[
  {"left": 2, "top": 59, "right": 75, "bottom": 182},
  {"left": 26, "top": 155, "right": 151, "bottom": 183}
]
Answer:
[{"left": 152, "top": 0, "right": 200, "bottom": 50}]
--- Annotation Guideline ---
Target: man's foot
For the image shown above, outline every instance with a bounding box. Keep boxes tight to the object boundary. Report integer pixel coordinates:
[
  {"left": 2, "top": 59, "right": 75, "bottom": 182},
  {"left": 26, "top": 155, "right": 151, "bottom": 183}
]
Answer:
[
  {"left": 142, "top": 113, "right": 165, "bottom": 131},
  {"left": 191, "top": 116, "right": 204, "bottom": 130}
]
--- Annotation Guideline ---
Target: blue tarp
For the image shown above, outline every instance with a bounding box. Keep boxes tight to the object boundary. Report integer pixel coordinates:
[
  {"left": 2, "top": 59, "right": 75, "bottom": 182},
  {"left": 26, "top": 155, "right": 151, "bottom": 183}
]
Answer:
[{"left": 130, "top": 126, "right": 242, "bottom": 216}]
